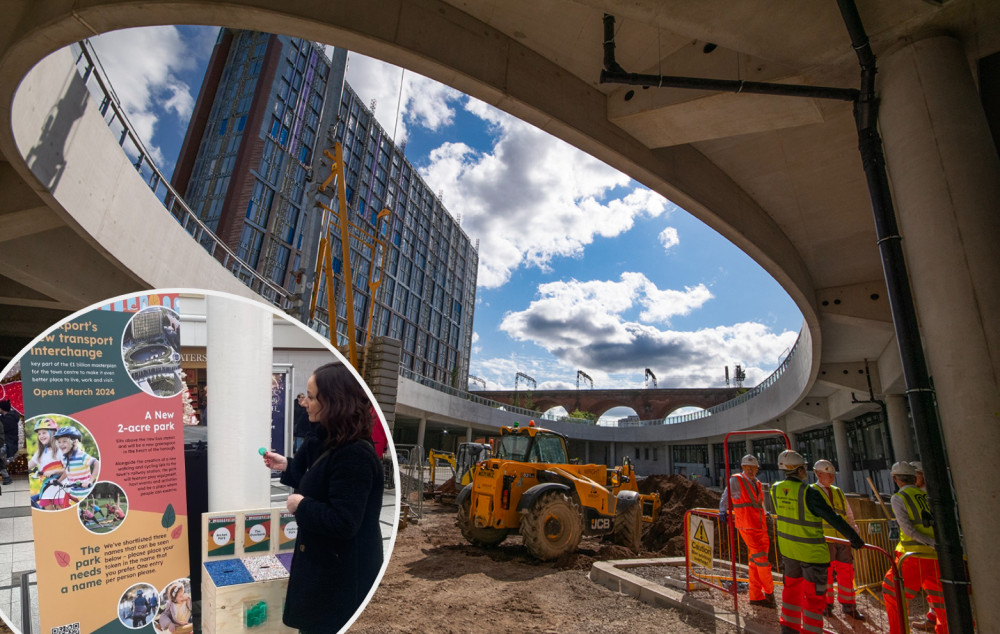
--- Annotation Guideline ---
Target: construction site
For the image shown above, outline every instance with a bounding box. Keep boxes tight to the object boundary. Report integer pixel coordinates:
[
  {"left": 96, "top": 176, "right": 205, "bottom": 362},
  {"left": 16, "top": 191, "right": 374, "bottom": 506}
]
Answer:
[{"left": 350, "top": 426, "right": 950, "bottom": 633}]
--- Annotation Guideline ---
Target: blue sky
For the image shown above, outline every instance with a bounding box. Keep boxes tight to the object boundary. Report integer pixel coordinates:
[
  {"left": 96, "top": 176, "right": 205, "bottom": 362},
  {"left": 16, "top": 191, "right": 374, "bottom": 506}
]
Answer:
[{"left": 90, "top": 26, "right": 801, "bottom": 419}]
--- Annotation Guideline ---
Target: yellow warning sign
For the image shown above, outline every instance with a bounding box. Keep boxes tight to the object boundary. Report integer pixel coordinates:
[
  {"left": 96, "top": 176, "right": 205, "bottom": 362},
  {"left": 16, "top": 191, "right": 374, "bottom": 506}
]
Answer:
[{"left": 688, "top": 516, "right": 714, "bottom": 569}]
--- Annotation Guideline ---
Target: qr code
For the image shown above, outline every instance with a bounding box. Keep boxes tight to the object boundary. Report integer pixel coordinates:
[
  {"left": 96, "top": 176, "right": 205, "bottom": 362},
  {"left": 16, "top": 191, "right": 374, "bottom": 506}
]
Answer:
[{"left": 51, "top": 624, "right": 81, "bottom": 634}]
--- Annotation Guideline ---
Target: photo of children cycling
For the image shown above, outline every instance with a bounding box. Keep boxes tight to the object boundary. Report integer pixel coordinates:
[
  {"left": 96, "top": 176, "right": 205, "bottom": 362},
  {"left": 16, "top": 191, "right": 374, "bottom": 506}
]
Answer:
[
  {"left": 25, "top": 414, "right": 100, "bottom": 510},
  {"left": 78, "top": 481, "right": 128, "bottom": 533}
]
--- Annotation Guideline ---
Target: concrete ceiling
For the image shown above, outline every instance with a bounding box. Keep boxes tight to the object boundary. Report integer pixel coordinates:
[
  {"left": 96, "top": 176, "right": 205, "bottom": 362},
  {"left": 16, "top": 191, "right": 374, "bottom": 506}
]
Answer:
[{"left": 1, "top": 0, "right": 997, "bottom": 420}]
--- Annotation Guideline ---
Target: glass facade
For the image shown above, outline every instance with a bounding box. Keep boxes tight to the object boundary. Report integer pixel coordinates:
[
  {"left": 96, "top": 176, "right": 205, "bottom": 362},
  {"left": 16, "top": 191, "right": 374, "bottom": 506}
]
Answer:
[
  {"left": 181, "top": 30, "right": 335, "bottom": 290},
  {"left": 309, "top": 84, "right": 478, "bottom": 388}
]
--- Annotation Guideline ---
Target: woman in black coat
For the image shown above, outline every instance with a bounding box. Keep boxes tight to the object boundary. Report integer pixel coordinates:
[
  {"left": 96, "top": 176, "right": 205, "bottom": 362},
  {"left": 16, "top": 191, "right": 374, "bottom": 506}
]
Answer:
[{"left": 263, "top": 363, "right": 384, "bottom": 633}]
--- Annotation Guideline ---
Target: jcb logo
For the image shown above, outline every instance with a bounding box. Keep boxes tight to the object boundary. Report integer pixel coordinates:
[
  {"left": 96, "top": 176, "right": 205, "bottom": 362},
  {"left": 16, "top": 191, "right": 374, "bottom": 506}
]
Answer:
[{"left": 591, "top": 518, "right": 611, "bottom": 531}]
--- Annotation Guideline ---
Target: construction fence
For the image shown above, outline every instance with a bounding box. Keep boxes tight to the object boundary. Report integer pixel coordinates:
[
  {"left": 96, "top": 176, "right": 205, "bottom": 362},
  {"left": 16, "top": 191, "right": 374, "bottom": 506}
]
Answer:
[{"left": 684, "top": 508, "right": 933, "bottom": 633}]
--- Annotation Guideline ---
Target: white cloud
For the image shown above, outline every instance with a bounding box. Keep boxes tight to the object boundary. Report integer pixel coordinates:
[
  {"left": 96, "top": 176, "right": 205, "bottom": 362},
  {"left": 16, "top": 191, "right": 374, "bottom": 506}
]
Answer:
[
  {"left": 339, "top": 54, "right": 675, "bottom": 290},
  {"left": 492, "top": 274, "right": 796, "bottom": 389},
  {"left": 658, "top": 226, "right": 679, "bottom": 252},
  {"left": 343, "top": 54, "right": 462, "bottom": 145},
  {"left": 90, "top": 26, "right": 215, "bottom": 168},
  {"left": 418, "top": 103, "right": 671, "bottom": 287}
]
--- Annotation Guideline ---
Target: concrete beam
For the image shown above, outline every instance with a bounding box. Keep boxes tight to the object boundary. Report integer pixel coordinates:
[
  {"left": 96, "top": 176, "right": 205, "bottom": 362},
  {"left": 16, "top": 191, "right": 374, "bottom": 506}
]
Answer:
[{"left": 816, "top": 362, "right": 881, "bottom": 393}]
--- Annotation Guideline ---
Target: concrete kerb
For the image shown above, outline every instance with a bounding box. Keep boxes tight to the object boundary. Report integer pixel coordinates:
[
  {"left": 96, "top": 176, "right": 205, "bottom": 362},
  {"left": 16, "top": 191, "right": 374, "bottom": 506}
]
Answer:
[{"left": 589, "top": 557, "right": 771, "bottom": 634}]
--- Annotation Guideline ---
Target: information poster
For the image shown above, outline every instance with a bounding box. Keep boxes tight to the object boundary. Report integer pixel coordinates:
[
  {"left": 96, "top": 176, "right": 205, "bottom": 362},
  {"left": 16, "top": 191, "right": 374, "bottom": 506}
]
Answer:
[
  {"left": 21, "top": 293, "right": 190, "bottom": 633},
  {"left": 278, "top": 512, "right": 297, "bottom": 551},
  {"left": 207, "top": 515, "right": 236, "bottom": 557},
  {"left": 243, "top": 513, "right": 271, "bottom": 553},
  {"left": 270, "top": 371, "right": 287, "bottom": 457}
]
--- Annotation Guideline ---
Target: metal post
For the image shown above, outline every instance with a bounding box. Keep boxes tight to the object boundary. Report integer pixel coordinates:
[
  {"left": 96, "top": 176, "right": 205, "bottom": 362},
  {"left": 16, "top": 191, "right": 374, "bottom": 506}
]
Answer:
[
  {"left": 13, "top": 569, "right": 34, "bottom": 634},
  {"left": 835, "top": 2, "right": 975, "bottom": 631}
]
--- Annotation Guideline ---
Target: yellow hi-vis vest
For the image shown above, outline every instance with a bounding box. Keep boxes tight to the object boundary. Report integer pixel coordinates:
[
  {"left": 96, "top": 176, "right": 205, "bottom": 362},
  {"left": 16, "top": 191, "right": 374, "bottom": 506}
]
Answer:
[
  {"left": 771, "top": 478, "right": 829, "bottom": 564},
  {"left": 894, "top": 485, "right": 936, "bottom": 556},
  {"left": 810, "top": 483, "right": 848, "bottom": 538}
]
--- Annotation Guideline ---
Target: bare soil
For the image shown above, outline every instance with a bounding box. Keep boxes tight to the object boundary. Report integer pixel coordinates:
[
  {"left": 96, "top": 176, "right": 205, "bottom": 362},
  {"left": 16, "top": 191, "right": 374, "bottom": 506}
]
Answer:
[{"left": 351, "top": 476, "right": 734, "bottom": 633}]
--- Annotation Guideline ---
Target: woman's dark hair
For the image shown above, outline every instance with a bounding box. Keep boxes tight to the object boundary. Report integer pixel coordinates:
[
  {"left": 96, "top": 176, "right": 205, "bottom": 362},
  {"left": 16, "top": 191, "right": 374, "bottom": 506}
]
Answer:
[{"left": 311, "top": 362, "right": 373, "bottom": 448}]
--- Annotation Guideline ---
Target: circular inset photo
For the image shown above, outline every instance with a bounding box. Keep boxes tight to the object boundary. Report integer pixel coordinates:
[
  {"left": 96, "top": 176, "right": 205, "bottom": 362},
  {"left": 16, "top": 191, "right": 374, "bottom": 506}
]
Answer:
[
  {"left": 118, "top": 582, "right": 158, "bottom": 629},
  {"left": 26, "top": 414, "right": 100, "bottom": 511},
  {"left": 152, "top": 578, "right": 193, "bottom": 633},
  {"left": 78, "top": 481, "right": 128, "bottom": 534},
  {"left": 122, "top": 306, "right": 183, "bottom": 397}
]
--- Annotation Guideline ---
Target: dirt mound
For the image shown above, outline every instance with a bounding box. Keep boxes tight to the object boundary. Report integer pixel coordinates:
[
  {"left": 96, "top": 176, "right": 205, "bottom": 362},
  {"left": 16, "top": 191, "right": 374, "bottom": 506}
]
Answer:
[{"left": 639, "top": 474, "right": 721, "bottom": 553}]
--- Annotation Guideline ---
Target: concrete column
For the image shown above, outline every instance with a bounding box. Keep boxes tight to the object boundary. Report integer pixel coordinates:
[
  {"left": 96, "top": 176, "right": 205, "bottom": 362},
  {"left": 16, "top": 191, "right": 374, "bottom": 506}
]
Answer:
[
  {"left": 885, "top": 394, "right": 917, "bottom": 462},
  {"left": 744, "top": 438, "right": 753, "bottom": 458},
  {"left": 465, "top": 425, "right": 473, "bottom": 443},
  {"left": 584, "top": 441, "right": 590, "bottom": 464},
  {"left": 832, "top": 420, "right": 854, "bottom": 493},
  {"left": 416, "top": 415, "right": 427, "bottom": 452},
  {"left": 884, "top": 394, "right": 914, "bottom": 462},
  {"left": 206, "top": 295, "right": 273, "bottom": 511},
  {"left": 609, "top": 442, "right": 616, "bottom": 466},
  {"left": 707, "top": 443, "right": 717, "bottom": 486},
  {"left": 880, "top": 36, "right": 1000, "bottom": 624},
  {"left": 787, "top": 432, "right": 797, "bottom": 453},
  {"left": 664, "top": 444, "right": 673, "bottom": 475}
]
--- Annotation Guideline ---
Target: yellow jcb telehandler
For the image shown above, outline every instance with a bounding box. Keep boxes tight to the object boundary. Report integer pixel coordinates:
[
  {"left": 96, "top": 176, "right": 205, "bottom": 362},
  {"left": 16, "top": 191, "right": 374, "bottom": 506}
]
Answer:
[{"left": 456, "top": 421, "right": 660, "bottom": 560}]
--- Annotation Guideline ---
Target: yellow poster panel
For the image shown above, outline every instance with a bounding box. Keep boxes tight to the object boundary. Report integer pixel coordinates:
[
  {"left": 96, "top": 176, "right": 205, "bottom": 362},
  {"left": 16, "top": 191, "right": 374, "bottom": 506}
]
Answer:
[{"left": 688, "top": 515, "right": 714, "bottom": 570}]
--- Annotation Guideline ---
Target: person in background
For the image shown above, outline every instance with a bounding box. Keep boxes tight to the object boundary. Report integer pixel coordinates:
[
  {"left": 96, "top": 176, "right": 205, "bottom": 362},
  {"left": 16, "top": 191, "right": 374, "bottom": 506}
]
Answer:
[
  {"left": 909, "top": 460, "right": 935, "bottom": 631},
  {"left": 262, "top": 363, "right": 384, "bottom": 633},
  {"left": 371, "top": 409, "right": 387, "bottom": 459},
  {"left": 719, "top": 454, "right": 774, "bottom": 607},
  {"left": 0, "top": 400, "right": 20, "bottom": 485},
  {"left": 810, "top": 459, "right": 865, "bottom": 620},
  {"left": 771, "top": 450, "right": 866, "bottom": 634},
  {"left": 292, "top": 393, "right": 310, "bottom": 453},
  {"left": 882, "top": 461, "right": 947, "bottom": 634}
]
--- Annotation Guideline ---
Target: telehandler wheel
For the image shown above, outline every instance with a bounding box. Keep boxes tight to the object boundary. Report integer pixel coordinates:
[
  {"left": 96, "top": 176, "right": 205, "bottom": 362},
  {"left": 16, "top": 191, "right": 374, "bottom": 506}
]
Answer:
[
  {"left": 613, "top": 500, "right": 642, "bottom": 553},
  {"left": 519, "top": 490, "right": 582, "bottom": 560},
  {"left": 458, "top": 496, "right": 509, "bottom": 547}
]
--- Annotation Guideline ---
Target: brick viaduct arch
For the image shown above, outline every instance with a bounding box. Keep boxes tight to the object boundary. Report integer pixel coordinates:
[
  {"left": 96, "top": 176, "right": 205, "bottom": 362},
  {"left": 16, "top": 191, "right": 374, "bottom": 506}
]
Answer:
[{"left": 477, "top": 387, "right": 743, "bottom": 420}]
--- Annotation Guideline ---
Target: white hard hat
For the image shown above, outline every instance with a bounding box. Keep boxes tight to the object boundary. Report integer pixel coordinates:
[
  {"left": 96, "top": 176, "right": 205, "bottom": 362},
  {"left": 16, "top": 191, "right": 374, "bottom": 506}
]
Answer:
[
  {"left": 778, "top": 450, "right": 805, "bottom": 471},
  {"left": 813, "top": 459, "right": 836, "bottom": 475},
  {"left": 741, "top": 454, "right": 760, "bottom": 467},
  {"left": 910, "top": 461, "right": 923, "bottom": 473},
  {"left": 891, "top": 461, "right": 917, "bottom": 477}
]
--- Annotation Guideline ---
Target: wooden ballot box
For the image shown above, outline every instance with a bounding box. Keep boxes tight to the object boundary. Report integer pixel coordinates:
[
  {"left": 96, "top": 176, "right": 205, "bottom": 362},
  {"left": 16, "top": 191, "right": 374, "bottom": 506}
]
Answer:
[{"left": 200, "top": 508, "right": 297, "bottom": 633}]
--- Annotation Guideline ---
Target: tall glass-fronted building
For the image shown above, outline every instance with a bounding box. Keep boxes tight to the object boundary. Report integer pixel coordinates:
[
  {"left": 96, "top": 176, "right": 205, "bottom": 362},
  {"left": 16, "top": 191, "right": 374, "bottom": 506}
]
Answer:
[
  {"left": 172, "top": 29, "right": 347, "bottom": 290},
  {"left": 310, "top": 82, "right": 478, "bottom": 386},
  {"left": 173, "top": 30, "right": 478, "bottom": 387}
]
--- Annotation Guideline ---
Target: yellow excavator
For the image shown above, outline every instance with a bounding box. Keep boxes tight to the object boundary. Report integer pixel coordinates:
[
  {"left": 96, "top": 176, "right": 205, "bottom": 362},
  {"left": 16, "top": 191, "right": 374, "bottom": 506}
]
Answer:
[
  {"left": 426, "top": 443, "right": 492, "bottom": 503},
  {"left": 456, "top": 421, "right": 660, "bottom": 560}
]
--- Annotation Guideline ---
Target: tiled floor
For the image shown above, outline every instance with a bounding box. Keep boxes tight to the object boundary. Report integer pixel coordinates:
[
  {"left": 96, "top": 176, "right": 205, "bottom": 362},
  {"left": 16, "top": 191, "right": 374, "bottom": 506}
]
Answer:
[{"left": 0, "top": 476, "right": 399, "bottom": 633}]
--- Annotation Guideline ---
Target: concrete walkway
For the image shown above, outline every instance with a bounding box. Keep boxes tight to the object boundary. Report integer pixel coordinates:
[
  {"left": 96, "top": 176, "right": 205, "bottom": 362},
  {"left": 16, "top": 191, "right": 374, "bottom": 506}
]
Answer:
[{"left": 0, "top": 475, "right": 397, "bottom": 633}]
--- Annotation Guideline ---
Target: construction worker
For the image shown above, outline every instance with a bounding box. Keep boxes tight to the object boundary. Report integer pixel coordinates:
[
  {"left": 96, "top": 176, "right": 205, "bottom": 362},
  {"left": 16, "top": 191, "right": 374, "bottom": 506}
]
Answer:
[
  {"left": 882, "top": 461, "right": 947, "bottom": 634},
  {"left": 912, "top": 461, "right": 926, "bottom": 490},
  {"left": 771, "top": 450, "right": 865, "bottom": 634},
  {"left": 718, "top": 454, "right": 775, "bottom": 607},
  {"left": 810, "top": 460, "right": 865, "bottom": 620},
  {"left": 910, "top": 460, "right": 936, "bottom": 631}
]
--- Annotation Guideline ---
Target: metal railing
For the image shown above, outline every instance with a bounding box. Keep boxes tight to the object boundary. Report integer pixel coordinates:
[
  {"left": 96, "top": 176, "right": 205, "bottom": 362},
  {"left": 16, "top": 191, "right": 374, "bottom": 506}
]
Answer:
[
  {"left": 402, "top": 333, "right": 801, "bottom": 428},
  {"left": 68, "top": 40, "right": 295, "bottom": 310},
  {"left": 399, "top": 368, "right": 597, "bottom": 424}
]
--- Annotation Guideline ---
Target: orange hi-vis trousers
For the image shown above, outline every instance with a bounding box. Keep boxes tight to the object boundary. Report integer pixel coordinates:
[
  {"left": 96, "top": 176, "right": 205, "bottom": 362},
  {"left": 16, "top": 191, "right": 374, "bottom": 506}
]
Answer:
[
  {"left": 737, "top": 527, "right": 774, "bottom": 600},
  {"left": 882, "top": 554, "right": 947, "bottom": 634}
]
